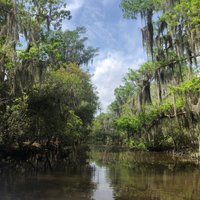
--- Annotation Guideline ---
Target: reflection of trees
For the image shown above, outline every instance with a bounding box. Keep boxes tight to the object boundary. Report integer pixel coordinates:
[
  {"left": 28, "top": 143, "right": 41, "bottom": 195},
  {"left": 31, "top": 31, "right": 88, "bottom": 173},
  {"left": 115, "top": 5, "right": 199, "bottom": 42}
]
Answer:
[
  {"left": 0, "top": 164, "right": 97, "bottom": 200},
  {"left": 0, "top": 145, "right": 90, "bottom": 172},
  {"left": 110, "top": 166, "right": 200, "bottom": 200},
  {"left": 92, "top": 151, "right": 200, "bottom": 200}
]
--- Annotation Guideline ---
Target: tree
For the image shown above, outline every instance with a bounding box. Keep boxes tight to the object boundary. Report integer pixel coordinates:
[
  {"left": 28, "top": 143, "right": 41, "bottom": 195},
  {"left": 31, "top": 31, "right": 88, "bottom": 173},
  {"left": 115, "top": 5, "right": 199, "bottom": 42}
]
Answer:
[
  {"left": 121, "top": 0, "right": 161, "bottom": 59},
  {"left": 0, "top": 0, "right": 99, "bottom": 165},
  {"left": 44, "top": 27, "right": 98, "bottom": 66},
  {"left": 0, "top": 0, "right": 71, "bottom": 95},
  {"left": 93, "top": 0, "right": 200, "bottom": 151}
]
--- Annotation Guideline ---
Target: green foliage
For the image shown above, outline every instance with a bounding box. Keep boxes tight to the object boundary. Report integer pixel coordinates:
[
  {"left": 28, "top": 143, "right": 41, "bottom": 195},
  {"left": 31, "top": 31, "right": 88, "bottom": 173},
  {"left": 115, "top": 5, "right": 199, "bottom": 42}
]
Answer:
[
  {"left": 137, "top": 141, "right": 147, "bottom": 150},
  {"left": 120, "top": 0, "right": 161, "bottom": 19},
  {"left": 27, "top": 64, "right": 98, "bottom": 143},
  {"left": 0, "top": 64, "right": 98, "bottom": 154},
  {"left": 171, "top": 77, "right": 200, "bottom": 93},
  {"left": 1, "top": 94, "right": 30, "bottom": 145},
  {"left": 92, "top": 113, "right": 117, "bottom": 144},
  {"left": 90, "top": 0, "right": 200, "bottom": 153},
  {"left": 162, "top": 0, "right": 200, "bottom": 32},
  {"left": 0, "top": 0, "right": 98, "bottom": 163},
  {"left": 139, "top": 61, "right": 158, "bottom": 75},
  {"left": 94, "top": 0, "right": 199, "bottom": 152},
  {"left": 117, "top": 115, "right": 140, "bottom": 133},
  {"left": 43, "top": 28, "right": 98, "bottom": 66}
]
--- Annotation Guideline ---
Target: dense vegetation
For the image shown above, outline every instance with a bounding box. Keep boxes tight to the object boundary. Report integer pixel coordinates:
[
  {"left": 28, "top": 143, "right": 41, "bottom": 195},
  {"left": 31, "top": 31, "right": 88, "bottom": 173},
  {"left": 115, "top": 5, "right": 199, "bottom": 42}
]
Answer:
[
  {"left": 1, "top": 0, "right": 200, "bottom": 170},
  {"left": 92, "top": 0, "right": 200, "bottom": 152},
  {"left": 0, "top": 0, "right": 98, "bottom": 167}
]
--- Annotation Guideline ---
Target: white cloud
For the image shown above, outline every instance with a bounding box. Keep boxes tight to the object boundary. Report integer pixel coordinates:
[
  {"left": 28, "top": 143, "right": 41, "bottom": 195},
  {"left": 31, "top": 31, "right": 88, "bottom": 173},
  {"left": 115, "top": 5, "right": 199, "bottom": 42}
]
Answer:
[
  {"left": 64, "top": 0, "right": 147, "bottom": 112},
  {"left": 67, "top": 0, "right": 84, "bottom": 13},
  {"left": 92, "top": 51, "right": 145, "bottom": 112}
]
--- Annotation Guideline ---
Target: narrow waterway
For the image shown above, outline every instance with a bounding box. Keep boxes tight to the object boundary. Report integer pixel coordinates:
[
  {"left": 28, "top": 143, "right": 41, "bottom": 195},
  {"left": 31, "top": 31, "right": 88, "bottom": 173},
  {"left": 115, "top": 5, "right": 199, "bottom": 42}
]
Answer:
[
  {"left": 0, "top": 151, "right": 200, "bottom": 200},
  {"left": 91, "top": 163, "right": 113, "bottom": 200}
]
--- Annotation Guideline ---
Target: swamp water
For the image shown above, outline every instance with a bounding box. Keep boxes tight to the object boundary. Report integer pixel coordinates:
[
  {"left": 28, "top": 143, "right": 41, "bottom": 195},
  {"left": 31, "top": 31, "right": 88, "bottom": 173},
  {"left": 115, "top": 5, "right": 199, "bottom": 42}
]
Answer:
[{"left": 0, "top": 151, "right": 200, "bottom": 200}]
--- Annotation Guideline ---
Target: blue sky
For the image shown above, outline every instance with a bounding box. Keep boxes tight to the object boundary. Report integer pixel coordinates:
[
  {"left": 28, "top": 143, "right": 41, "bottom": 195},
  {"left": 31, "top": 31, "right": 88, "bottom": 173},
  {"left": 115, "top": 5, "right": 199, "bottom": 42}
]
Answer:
[{"left": 65, "top": 0, "right": 146, "bottom": 111}]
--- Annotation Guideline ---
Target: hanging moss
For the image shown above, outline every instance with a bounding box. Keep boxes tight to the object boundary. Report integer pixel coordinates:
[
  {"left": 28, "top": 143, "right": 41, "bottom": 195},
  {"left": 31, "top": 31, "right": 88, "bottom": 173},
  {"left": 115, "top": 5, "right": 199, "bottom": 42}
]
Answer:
[{"left": 96, "top": 0, "right": 200, "bottom": 150}]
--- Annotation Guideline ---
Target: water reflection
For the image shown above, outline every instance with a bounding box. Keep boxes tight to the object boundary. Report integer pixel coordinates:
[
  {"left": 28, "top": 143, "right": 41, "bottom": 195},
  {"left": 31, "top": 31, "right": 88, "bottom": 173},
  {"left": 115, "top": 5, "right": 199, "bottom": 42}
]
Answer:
[
  {"left": 0, "top": 166, "right": 96, "bottom": 200},
  {"left": 91, "top": 163, "right": 113, "bottom": 200},
  {"left": 91, "top": 151, "right": 200, "bottom": 200},
  {"left": 0, "top": 151, "right": 200, "bottom": 200}
]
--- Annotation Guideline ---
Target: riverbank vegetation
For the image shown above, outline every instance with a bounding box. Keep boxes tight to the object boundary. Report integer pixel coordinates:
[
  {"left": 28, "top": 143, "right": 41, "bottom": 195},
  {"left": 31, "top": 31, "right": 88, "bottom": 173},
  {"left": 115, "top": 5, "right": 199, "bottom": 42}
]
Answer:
[
  {"left": 0, "top": 0, "right": 98, "bottom": 168},
  {"left": 92, "top": 0, "right": 200, "bottom": 152}
]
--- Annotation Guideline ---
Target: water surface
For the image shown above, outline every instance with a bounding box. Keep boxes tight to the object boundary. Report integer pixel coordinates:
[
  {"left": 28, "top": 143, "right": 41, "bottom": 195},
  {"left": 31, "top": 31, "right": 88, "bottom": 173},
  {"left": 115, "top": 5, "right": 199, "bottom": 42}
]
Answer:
[{"left": 0, "top": 151, "right": 200, "bottom": 200}]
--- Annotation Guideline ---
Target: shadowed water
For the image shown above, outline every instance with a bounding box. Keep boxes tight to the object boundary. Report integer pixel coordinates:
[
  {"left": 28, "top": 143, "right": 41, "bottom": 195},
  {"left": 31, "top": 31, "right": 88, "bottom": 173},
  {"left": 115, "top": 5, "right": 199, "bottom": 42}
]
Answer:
[{"left": 0, "top": 151, "right": 200, "bottom": 200}]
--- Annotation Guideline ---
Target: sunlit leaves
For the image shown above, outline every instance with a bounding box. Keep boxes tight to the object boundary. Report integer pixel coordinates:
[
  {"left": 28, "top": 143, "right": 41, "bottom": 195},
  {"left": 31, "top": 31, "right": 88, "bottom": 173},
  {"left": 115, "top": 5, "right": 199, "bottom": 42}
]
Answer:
[{"left": 120, "top": 0, "right": 160, "bottom": 19}]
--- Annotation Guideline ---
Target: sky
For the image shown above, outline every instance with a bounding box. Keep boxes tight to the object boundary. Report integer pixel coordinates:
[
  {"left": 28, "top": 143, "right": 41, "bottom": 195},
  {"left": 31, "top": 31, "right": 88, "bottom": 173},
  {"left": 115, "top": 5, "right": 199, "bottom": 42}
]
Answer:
[{"left": 65, "top": 0, "right": 146, "bottom": 112}]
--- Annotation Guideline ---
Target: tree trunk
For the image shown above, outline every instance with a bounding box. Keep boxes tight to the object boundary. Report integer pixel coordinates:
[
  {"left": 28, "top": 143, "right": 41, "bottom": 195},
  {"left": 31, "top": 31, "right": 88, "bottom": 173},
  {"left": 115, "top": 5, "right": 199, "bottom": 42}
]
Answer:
[{"left": 156, "top": 70, "right": 162, "bottom": 103}]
